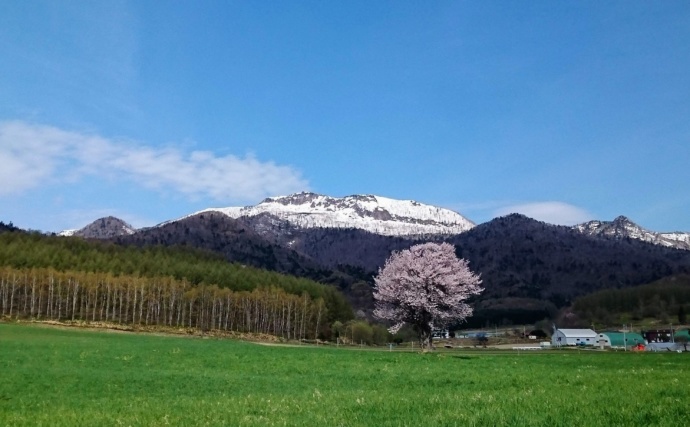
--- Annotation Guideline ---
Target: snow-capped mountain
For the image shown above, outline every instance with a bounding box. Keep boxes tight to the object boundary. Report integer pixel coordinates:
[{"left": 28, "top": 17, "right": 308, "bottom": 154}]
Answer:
[
  {"left": 573, "top": 216, "right": 690, "bottom": 250},
  {"left": 192, "top": 192, "right": 475, "bottom": 237},
  {"left": 59, "top": 216, "right": 136, "bottom": 239}
]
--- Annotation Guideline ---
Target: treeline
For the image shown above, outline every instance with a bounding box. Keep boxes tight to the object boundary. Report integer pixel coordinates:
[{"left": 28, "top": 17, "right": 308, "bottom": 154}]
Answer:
[
  {"left": 0, "top": 232, "right": 353, "bottom": 324},
  {"left": 0, "top": 266, "right": 331, "bottom": 340},
  {"left": 572, "top": 275, "right": 690, "bottom": 326},
  {"left": 0, "top": 221, "right": 20, "bottom": 233},
  {"left": 461, "top": 298, "right": 559, "bottom": 328}
]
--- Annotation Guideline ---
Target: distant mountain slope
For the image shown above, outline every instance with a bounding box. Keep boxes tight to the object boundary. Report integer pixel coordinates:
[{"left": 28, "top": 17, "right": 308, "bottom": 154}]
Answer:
[
  {"left": 187, "top": 192, "right": 474, "bottom": 237},
  {"left": 111, "top": 212, "right": 366, "bottom": 295},
  {"left": 151, "top": 212, "right": 690, "bottom": 311},
  {"left": 232, "top": 212, "right": 690, "bottom": 326},
  {"left": 260, "top": 213, "right": 690, "bottom": 311},
  {"left": 448, "top": 214, "right": 690, "bottom": 306},
  {"left": 111, "top": 211, "right": 375, "bottom": 313},
  {"left": 114, "top": 212, "right": 320, "bottom": 276},
  {"left": 237, "top": 212, "right": 413, "bottom": 271},
  {"left": 573, "top": 216, "right": 690, "bottom": 251},
  {"left": 59, "top": 216, "right": 136, "bottom": 239}
]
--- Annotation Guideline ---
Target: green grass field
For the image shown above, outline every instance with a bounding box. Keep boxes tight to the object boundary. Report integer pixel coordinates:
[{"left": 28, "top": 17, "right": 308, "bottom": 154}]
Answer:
[{"left": 1, "top": 322, "right": 688, "bottom": 426}]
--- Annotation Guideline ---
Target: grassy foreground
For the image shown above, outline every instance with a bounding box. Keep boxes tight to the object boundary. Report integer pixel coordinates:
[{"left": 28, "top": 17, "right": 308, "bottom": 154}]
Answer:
[{"left": 1, "top": 323, "right": 689, "bottom": 426}]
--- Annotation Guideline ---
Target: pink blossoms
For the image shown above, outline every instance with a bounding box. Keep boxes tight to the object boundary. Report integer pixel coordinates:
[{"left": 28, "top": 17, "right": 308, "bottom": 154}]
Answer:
[{"left": 373, "top": 242, "right": 483, "bottom": 349}]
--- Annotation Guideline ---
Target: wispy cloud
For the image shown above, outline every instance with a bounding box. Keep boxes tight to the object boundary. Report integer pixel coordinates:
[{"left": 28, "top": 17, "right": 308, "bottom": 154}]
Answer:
[
  {"left": 493, "top": 201, "right": 594, "bottom": 226},
  {"left": 0, "top": 120, "right": 309, "bottom": 202}
]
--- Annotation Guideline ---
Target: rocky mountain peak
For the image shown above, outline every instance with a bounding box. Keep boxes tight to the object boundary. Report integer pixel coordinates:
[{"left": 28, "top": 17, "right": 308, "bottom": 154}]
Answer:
[
  {"left": 612, "top": 215, "right": 632, "bottom": 223},
  {"left": 60, "top": 216, "right": 136, "bottom": 239},
  {"left": 573, "top": 216, "right": 690, "bottom": 251},
  {"left": 265, "top": 192, "right": 322, "bottom": 206}
]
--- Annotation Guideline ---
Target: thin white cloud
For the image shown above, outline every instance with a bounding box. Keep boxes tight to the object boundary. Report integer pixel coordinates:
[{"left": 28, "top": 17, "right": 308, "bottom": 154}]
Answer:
[
  {"left": 0, "top": 120, "right": 309, "bottom": 201},
  {"left": 493, "top": 201, "right": 594, "bottom": 226}
]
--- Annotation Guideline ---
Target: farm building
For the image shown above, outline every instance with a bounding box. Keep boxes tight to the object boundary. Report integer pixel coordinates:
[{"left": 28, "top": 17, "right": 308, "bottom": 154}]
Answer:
[
  {"left": 642, "top": 329, "right": 675, "bottom": 343},
  {"left": 432, "top": 329, "right": 449, "bottom": 339},
  {"left": 596, "top": 331, "right": 645, "bottom": 349},
  {"left": 675, "top": 329, "right": 690, "bottom": 341},
  {"left": 551, "top": 328, "right": 597, "bottom": 347},
  {"left": 645, "top": 330, "right": 690, "bottom": 352},
  {"left": 675, "top": 330, "right": 690, "bottom": 351}
]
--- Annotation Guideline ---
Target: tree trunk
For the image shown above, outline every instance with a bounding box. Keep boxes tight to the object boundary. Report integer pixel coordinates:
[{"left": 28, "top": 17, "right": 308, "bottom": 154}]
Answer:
[
  {"left": 9, "top": 274, "right": 17, "bottom": 318},
  {"left": 419, "top": 324, "right": 433, "bottom": 351},
  {"left": 30, "top": 275, "right": 36, "bottom": 318},
  {"left": 71, "top": 280, "right": 79, "bottom": 322}
]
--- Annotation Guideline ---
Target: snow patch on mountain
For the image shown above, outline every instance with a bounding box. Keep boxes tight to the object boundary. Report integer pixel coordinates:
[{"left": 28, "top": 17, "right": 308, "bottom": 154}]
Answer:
[{"left": 192, "top": 192, "right": 475, "bottom": 237}]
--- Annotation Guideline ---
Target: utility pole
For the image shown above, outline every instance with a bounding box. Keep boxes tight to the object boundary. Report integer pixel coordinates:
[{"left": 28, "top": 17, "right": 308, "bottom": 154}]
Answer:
[{"left": 623, "top": 324, "right": 627, "bottom": 352}]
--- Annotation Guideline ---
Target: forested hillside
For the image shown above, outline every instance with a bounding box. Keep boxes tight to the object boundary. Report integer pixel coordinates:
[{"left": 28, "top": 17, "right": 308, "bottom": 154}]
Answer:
[
  {"left": 449, "top": 215, "right": 690, "bottom": 303},
  {"left": 244, "top": 214, "right": 690, "bottom": 326},
  {"left": 269, "top": 225, "right": 414, "bottom": 271},
  {"left": 245, "top": 214, "right": 690, "bottom": 308},
  {"left": 0, "top": 230, "right": 354, "bottom": 336},
  {"left": 114, "top": 212, "right": 361, "bottom": 289},
  {"left": 571, "top": 274, "right": 690, "bottom": 327}
]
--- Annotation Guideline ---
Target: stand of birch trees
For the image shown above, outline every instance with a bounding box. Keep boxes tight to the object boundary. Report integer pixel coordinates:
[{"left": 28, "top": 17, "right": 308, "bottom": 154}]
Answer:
[{"left": 0, "top": 266, "right": 326, "bottom": 340}]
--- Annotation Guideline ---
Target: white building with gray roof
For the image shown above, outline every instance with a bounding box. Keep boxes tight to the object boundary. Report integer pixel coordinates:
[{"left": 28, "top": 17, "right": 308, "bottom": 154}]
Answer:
[{"left": 552, "top": 328, "right": 598, "bottom": 347}]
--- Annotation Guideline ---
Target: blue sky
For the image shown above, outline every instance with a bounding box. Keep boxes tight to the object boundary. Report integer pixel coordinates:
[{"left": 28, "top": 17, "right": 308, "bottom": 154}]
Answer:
[{"left": 1, "top": 1, "right": 689, "bottom": 233}]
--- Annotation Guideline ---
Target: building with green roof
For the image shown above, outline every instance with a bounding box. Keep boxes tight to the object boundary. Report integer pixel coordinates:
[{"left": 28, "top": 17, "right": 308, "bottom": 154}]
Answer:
[
  {"left": 674, "top": 329, "right": 690, "bottom": 340},
  {"left": 597, "top": 331, "right": 645, "bottom": 349}
]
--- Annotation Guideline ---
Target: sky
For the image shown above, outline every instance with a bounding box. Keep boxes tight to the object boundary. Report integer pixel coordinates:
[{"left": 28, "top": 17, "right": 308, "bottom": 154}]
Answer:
[{"left": 1, "top": 1, "right": 689, "bottom": 233}]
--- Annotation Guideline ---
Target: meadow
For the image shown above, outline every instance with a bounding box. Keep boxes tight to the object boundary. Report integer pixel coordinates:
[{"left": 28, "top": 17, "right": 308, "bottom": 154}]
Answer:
[{"left": 1, "top": 322, "right": 688, "bottom": 426}]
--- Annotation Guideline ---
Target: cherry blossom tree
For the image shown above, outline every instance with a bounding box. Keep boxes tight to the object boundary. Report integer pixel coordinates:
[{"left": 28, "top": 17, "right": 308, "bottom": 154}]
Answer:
[{"left": 373, "top": 242, "right": 483, "bottom": 350}]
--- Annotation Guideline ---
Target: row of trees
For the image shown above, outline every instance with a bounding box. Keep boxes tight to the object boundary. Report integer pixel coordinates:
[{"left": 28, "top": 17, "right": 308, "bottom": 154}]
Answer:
[
  {"left": 0, "top": 231, "right": 353, "bottom": 323},
  {"left": 0, "top": 267, "right": 327, "bottom": 340},
  {"left": 332, "top": 320, "right": 393, "bottom": 346}
]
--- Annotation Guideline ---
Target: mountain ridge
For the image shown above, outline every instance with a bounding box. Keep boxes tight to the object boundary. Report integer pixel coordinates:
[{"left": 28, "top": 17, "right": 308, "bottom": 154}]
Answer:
[
  {"left": 58, "top": 193, "right": 690, "bottom": 250},
  {"left": 12, "top": 194, "right": 690, "bottom": 325},
  {"left": 573, "top": 215, "right": 690, "bottom": 250},
  {"left": 186, "top": 192, "right": 475, "bottom": 237}
]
